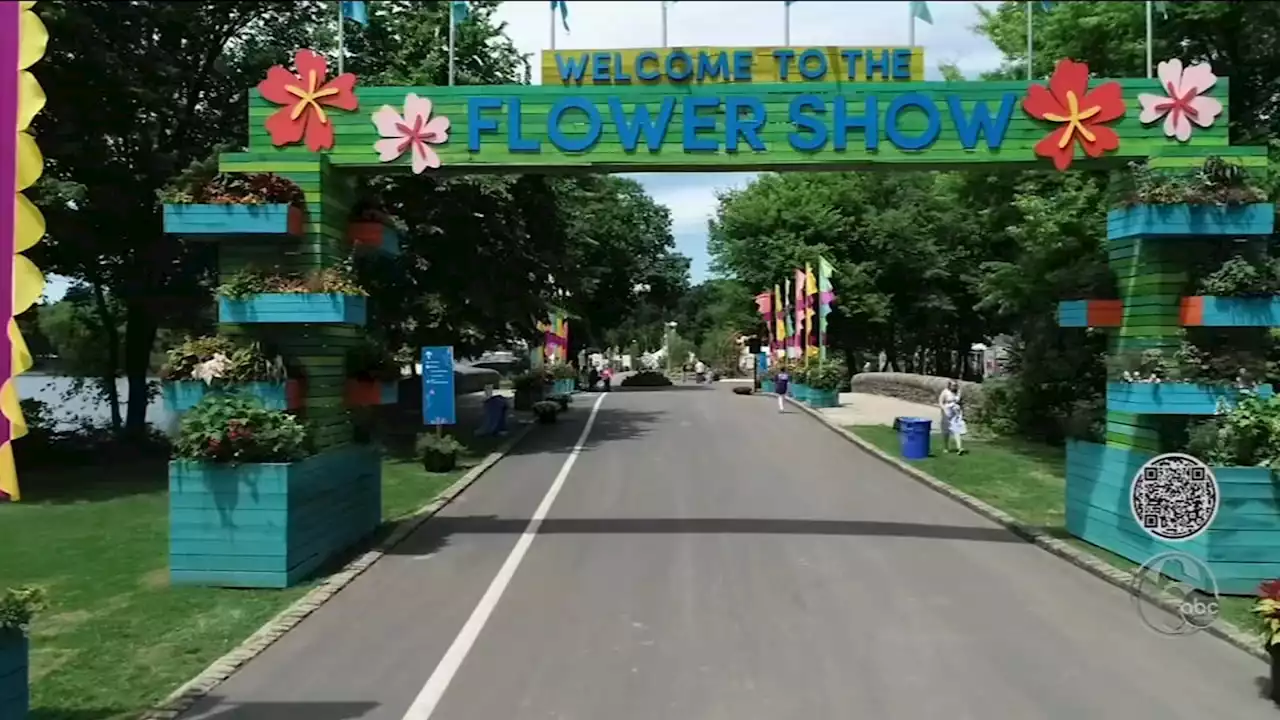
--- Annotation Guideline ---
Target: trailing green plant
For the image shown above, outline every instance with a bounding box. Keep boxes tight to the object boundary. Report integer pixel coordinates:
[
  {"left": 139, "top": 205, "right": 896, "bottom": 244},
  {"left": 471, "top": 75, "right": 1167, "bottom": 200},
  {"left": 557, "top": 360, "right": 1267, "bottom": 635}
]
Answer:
[
  {"left": 1197, "top": 256, "right": 1279, "bottom": 296},
  {"left": 173, "top": 394, "right": 310, "bottom": 463},
  {"left": 1106, "top": 347, "right": 1172, "bottom": 382},
  {"left": 0, "top": 586, "right": 46, "bottom": 636},
  {"left": 415, "top": 433, "right": 465, "bottom": 458},
  {"left": 161, "top": 335, "right": 293, "bottom": 384},
  {"left": 804, "top": 361, "right": 848, "bottom": 391},
  {"left": 1115, "top": 157, "right": 1266, "bottom": 207},
  {"left": 1183, "top": 392, "right": 1280, "bottom": 467},
  {"left": 158, "top": 171, "right": 305, "bottom": 208},
  {"left": 347, "top": 339, "right": 402, "bottom": 382},
  {"left": 217, "top": 264, "right": 368, "bottom": 299}
]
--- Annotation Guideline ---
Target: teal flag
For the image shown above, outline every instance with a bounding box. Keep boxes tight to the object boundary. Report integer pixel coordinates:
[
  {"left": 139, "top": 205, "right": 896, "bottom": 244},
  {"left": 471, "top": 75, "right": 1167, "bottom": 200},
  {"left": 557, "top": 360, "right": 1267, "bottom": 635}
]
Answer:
[
  {"left": 451, "top": 1, "right": 469, "bottom": 25},
  {"left": 340, "top": 1, "right": 368, "bottom": 26},
  {"left": 551, "top": 0, "right": 570, "bottom": 31},
  {"left": 909, "top": 1, "right": 932, "bottom": 24},
  {"left": 1153, "top": 0, "right": 1169, "bottom": 17},
  {"left": 1039, "top": 1, "right": 1054, "bottom": 10}
]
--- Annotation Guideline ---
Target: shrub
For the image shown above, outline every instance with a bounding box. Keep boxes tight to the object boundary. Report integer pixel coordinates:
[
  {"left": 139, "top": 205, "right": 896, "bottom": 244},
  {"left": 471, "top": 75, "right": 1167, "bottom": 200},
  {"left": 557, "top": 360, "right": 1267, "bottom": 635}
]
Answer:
[
  {"left": 347, "top": 339, "right": 402, "bottom": 382},
  {"left": 162, "top": 335, "right": 293, "bottom": 384},
  {"left": 1198, "top": 256, "right": 1279, "bottom": 297},
  {"left": 1115, "top": 157, "right": 1266, "bottom": 207},
  {"left": 173, "top": 394, "right": 310, "bottom": 463},
  {"left": 512, "top": 370, "right": 549, "bottom": 392},
  {"left": 159, "top": 171, "right": 305, "bottom": 208},
  {"left": 1184, "top": 392, "right": 1280, "bottom": 467},
  {"left": 548, "top": 393, "right": 571, "bottom": 411},
  {"left": 416, "top": 433, "right": 465, "bottom": 458},
  {"left": 805, "top": 362, "right": 848, "bottom": 392},
  {"left": 217, "top": 263, "right": 367, "bottom": 300},
  {"left": 620, "top": 371, "right": 672, "bottom": 387},
  {"left": 0, "top": 586, "right": 46, "bottom": 636},
  {"left": 532, "top": 400, "right": 560, "bottom": 422},
  {"left": 548, "top": 363, "right": 578, "bottom": 380}
]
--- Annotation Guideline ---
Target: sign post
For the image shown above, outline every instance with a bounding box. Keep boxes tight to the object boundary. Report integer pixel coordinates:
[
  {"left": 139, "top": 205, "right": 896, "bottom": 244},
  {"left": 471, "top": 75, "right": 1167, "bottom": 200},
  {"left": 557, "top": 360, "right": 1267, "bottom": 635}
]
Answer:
[{"left": 421, "top": 346, "right": 457, "bottom": 436}]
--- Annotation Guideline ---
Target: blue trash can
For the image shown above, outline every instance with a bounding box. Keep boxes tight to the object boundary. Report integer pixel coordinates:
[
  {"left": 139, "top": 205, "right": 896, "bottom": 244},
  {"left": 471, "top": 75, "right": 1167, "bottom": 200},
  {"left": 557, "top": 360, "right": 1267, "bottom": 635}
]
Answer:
[{"left": 897, "top": 417, "right": 932, "bottom": 460}]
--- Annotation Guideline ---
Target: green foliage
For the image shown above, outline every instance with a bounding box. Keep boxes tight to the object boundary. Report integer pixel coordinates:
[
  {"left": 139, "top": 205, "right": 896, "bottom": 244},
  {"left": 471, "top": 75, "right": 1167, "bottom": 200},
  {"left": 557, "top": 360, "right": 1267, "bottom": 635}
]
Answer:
[
  {"left": 216, "top": 265, "right": 368, "bottom": 299},
  {"left": 512, "top": 370, "right": 549, "bottom": 392},
  {"left": 620, "top": 371, "right": 673, "bottom": 387},
  {"left": 161, "top": 335, "right": 290, "bottom": 383},
  {"left": 1114, "top": 158, "right": 1267, "bottom": 208},
  {"left": 804, "top": 361, "right": 848, "bottom": 392},
  {"left": 346, "top": 339, "right": 402, "bottom": 382},
  {"left": 415, "top": 433, "right": 465, "bottom": 458},
  {"left": 547, "top": 363, "right": 578, "bottom": 380},
  {"left": 548, "top": 394, "right": 572, "bottom": 411},
  {"left": 158, "top": 171, "right": 305, "bottom": 208},
  {"left": 0, "top": 586, "right": 46, "bottom": 636},
  {"left": 532, "top": 401, "right": 561, "bottom": 422},
  {"left": 1106, "top": 348, "right": 1173, "bottom": 382},
  {"left": 1185, "top": 393, "right": 1280, "bottom": 467},
  {"left": 173, "top": 394, "right": 310, "bottom": 463},
  {"left": 1198, "top": 256, "right": 1279, "bottom": 296}
]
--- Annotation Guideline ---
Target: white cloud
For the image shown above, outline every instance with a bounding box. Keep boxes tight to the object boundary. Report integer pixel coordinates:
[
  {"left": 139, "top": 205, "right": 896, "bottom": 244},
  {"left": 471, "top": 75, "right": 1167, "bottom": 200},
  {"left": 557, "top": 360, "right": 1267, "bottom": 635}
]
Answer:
[{"left": 491, "top": 1, "right": 1005, "bottom": 281}]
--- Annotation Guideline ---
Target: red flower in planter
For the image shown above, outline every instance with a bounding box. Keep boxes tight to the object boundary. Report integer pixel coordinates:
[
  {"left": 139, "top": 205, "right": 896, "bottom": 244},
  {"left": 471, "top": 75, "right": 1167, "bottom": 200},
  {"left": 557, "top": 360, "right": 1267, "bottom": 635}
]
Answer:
[
  {"left": 258, "top": 49, "right": 359, "bottom": 151},
  {"left": 1260, "top": 579, "right": 1280, "bottom": 600},
  {"left": 1022, "top": 59, "right": 1126, "bottom": 171}
]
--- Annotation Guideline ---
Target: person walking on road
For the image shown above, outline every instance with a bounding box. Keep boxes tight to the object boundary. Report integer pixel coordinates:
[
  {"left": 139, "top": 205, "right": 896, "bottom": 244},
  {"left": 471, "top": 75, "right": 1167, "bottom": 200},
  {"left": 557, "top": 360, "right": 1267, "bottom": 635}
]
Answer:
[
  {"left": 694, "top": 359, "right": 707, "bottom": 383},
  {"left": 601, "top": 366, "right": 613, "bottom": 392},
  {"left": 939, "top": 379, "right": 967, "bottom": 455},
  {"left": 774, "top": 369, "right": 790, "bottom": 412}
]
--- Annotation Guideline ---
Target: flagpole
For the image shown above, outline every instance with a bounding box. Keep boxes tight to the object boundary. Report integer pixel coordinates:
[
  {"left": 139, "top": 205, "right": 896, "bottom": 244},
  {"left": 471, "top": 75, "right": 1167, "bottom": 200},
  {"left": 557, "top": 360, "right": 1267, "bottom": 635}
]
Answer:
[
  {"left": 448, "top": 1, "right": 457, "bottom": 86},
  {"left": 550, "top": 2, "right": 557, "bottom": 51},
  {"left": 908, "top": 5, "right": 915, "bottom": 48},
  {"left": 336, "top": 1, "right": 345, "bottom": 75},
  {"left": 1025, "top": 0, "right": 1033, "bottom": 81},
  {"left": 661, "top": 1, "right": 668, "bottom": 47},
  {"left": 1145, "top": 0, "right": 1154, "bottom": 78},
  {"left": 784, "top": 2, "right": 791, "bottom": 46}
]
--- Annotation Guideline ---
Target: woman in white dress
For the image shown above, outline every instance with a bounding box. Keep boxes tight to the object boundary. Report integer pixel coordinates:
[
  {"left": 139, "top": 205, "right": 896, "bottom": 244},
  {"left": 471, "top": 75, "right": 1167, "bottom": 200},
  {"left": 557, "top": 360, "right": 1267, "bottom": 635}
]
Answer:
[{"left": 938, "top": 380, "right": 967, "bottom": 455}]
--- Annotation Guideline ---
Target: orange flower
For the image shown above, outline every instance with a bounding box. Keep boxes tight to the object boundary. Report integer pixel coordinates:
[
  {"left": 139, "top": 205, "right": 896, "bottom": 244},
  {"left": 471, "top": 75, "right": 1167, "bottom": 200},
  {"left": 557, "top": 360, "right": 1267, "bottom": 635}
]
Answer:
[{"left": 258, "top": 49, "right": 359, "bottom": 151}]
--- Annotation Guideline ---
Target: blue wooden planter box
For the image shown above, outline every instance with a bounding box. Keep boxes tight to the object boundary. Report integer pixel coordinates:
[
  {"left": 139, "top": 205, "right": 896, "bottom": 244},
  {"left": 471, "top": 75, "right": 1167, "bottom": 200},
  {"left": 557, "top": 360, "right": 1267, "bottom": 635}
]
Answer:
[
  {"left": 805, "top": 388, "right": 839, "bottom": 408},
  {"left": 218, "top": 293, "right": 367, "bottom": 326},
  {"left": 552, "top": 378, "right": 576, "bottom": 395},
  {"left": 0, "top": 632, "right": 28, "bottom": 720},
  {"left": 169, "top": 444, "right": 382, "bottom": 589},
  {"left": 162, "top": 380, "right": 302, "bottom": 412},
  {"left": 761, "top": 379, "right": 776, "bottom": 394},
  {"left": 790, "top": 383, "right": 811, "bottom": 402},
  {"left": 163, "top": 203, "right": 305, "bottom": 237},
  {"left": 1106, "top": 203, "right": 1274, "bottom": 241},
  {"left": 1181, "top": 295, "right": 1280, "bottom": 327},
  {"left": 1105, "top": 382, "right": 1273, "bottom": 415},
  {"left": 1066, "top": 440, "right": 1280, "bottom": 595}
]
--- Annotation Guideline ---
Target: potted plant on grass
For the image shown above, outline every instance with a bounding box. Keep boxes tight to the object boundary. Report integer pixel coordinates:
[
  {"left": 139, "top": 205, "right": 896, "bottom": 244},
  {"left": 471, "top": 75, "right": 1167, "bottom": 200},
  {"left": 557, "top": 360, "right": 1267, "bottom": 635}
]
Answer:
[
  {"left": 161, "top": 169, "right": 308, "bottom": 237},
  {"left": 0, "top": 586, "right": 45, "bottom": 719},
  {"left": 160, "top": 335, "right": 304, "bottom": 412},
  {"left": 217, "top": 263, "right": 370, "bottom": 325},
  {"left": 1253, "top": 579, "right": 1280, "bottom": 701},
  {"left": 532, "top": 400, "right": 560, "bottom": 424},
  {"left": 417, "top": 433, "right": 465, "bottom": 472}
]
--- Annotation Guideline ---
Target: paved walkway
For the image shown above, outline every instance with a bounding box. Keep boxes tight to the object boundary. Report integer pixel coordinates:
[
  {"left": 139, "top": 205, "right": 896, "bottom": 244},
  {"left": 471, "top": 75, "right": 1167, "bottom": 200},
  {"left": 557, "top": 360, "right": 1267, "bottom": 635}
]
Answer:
[
  {"left": 179, "top": 384, "right": 1274, "bottom": 720},
  {"left": 811, "top": 391, "right": 939, "bottom": 428}
]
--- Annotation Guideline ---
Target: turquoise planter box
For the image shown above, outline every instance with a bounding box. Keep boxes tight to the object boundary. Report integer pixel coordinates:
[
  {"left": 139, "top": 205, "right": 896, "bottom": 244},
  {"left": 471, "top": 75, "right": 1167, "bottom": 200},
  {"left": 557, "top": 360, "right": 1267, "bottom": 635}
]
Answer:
[
  {"left": 218, "top": 293, "right": 367, "bottom": 326},
  {"left": 552, "top": 378, "right": 575, "bottom": 395},
  {"left": 1106, "top": 382, "right": 1272, "bottom": 415},
  {"left": 791, "top": 383, "right": 811, "bottom": 402},
  {"left": 0, "top": 633, "right": 27, "bottom": 720},
  {"left": 1066, "top": 440, "right": 1280, "bottom": 595},
  {"left": 805, "top": 388, "right": 839, "bottom": 408},
  {"left": 761, "top": 379, "right": 775, "bottom": 393},
  {"left": 1183, "top": 296, "right": 1280, "bottom": 327},
  {"left": 1058, "top": 300, "right": 1088, "bottom": 327},
  {"left": 163, "top": 203, "right": 303, "bottom": 237},
  {"left": 162, "top": 380, "right": 298, "bottom": 412},
  {"left": 169, "top": 444, "right": 382, "bottom": 589},
  {"left": 1106, "top": 203, "right": 1274, "bottom": 241}
]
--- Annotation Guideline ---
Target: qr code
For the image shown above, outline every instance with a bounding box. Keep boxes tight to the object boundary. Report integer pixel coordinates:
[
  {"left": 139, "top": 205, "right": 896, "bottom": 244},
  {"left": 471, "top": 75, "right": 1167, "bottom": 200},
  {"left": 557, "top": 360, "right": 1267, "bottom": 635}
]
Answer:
[{"left": 1130, "top": 454, "right": 1219, "bottom": 541}]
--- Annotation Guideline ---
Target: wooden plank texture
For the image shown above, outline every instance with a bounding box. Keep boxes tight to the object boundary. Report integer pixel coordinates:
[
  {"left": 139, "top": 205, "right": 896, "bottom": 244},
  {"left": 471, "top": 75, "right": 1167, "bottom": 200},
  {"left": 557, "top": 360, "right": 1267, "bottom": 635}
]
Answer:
[
  {"left": 217, "top": 294, "right": 368, "bottom": 325},
  {"left": 163, "top": 203, "right": 305, "bottom": 237},
  {"left": 1181, "top": 295, "right": 1280, "bottom": 327},
  {"left": 1107, "top": 203, "right": 1275, "bottom": 240},
  {"left": 1106, "top": 382, "right": 1274, "bottom": 415}
]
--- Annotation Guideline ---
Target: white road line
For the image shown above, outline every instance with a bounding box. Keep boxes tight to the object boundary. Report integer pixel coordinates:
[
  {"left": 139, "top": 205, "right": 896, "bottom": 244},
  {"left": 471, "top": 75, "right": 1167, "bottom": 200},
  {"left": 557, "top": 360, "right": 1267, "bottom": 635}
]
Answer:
[{"left": 400, "top": 392, "right": 608, "bottom": 720}]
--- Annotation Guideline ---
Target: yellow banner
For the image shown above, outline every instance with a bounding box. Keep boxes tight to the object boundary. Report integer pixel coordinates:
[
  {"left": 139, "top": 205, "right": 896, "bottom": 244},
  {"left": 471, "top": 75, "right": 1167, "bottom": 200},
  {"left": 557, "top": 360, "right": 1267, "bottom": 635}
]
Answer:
[{"left": 541, "top": 46, "right": 925, "bottom": 86}]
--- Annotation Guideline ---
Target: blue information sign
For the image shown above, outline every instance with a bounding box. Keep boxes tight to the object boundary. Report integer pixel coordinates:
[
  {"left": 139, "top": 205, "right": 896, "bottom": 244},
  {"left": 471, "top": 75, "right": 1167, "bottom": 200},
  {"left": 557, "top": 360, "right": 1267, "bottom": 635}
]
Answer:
[{"left": 421, "top": 346, "right": 457, "bottom": 425}]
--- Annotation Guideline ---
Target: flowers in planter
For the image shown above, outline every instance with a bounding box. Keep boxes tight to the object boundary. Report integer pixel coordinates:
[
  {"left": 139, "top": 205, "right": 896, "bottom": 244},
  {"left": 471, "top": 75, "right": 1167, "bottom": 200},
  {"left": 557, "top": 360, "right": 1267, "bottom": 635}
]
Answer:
[
  {"left": 547, "top": 363, "right": 578, "bottom": 381},
  {"left": 1185, "top": 392, "right": 1280, "bottom": 467},
  {"left": 173, "top": 394, "right": 311, "bottom": 464},
  {"left": 161, "top": 335, "right": 294, "bottom": 385},
  {"left": 804, "top": 362, "right": 848, "bottom": 392},
  {"left": 416, "top": 432, "right": 465, "bottom": 473},
  {"left": 1115, "top": 157, "right": 1266, "bottom": 207},
  {"left": 1196, "top": 256, "right": 1280, "bottom": 298},
  {"left": 159, "top": 171, "right": 306, "bottom": 208},
  {"left": 1137, "top": 60, "right": 1223, "bottom": 142},
  {"left": 217, "top": 264, "right": 368, "bottom": 300},
  {"left": 1252, "top": 580, "right": 1280, "bottom": 646},
  {"left": 0, "top": 585, "right": 45, "bottom": 637},
  {"left": 1107, "top": 348, "right": 1172, "bottom": 384}
]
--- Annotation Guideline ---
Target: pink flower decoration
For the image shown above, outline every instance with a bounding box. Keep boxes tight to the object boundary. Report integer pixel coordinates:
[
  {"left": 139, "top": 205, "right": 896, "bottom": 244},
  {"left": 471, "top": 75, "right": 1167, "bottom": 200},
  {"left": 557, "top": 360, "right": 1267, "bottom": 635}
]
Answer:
[
  {"left": 371, "top": 94, "right": 450, "bottom": 173},
  {"left": 1137, "top": 59, "right": 1224, "bottom": 142}
]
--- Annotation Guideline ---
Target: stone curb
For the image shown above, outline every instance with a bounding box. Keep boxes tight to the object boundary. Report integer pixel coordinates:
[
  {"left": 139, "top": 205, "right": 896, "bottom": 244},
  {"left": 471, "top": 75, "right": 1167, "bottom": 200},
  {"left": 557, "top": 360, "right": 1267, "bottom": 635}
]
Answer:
[
  {"left": 779, "top": 394, "right": 1269, "bottom": 665},
  {"left": 137, "top": 423, "right": 537, "bottom": 720}
]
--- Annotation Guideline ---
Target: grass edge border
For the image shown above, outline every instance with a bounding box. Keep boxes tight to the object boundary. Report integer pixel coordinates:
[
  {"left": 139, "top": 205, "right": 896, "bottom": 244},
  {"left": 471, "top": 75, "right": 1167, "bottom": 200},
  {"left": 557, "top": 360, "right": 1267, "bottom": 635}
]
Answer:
[
  {"left": 780, "top": 394, "right": 1269, "bottom": 666},
  {"left": 136, "top": 422, "right": 537, "bottom": 720}
]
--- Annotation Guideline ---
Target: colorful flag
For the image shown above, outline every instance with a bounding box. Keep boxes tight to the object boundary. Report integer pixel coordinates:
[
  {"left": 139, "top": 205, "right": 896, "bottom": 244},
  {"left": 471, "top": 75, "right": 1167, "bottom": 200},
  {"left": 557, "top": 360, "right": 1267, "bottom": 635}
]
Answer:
[
  {"left": 909, "top": 1, "right": 932, "bottom": 24},
  {"left": 794, "top": 268, "right": 806, "bottom": 357},
  {"left": 451, "top": 1, "right": 470, "bottom": 25},
  {"left": 551, "top": 0, "right": 570, "bottom": 32},
  {"left": 773, "top": 284, "right": 786, "bottom": 344},
  {"left": 341, "top": 1, "right": 368, "bottom": 26}
]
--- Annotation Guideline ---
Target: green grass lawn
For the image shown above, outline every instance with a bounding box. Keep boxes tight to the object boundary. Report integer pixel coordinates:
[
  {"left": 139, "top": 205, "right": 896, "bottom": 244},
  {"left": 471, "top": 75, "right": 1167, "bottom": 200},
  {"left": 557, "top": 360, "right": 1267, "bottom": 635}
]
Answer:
[
  {"left": 0, "top": 432, "right": 510, "bottom": 719},
  {"left": 850, "top": 426, "right": 1260, "bottom": 636}
]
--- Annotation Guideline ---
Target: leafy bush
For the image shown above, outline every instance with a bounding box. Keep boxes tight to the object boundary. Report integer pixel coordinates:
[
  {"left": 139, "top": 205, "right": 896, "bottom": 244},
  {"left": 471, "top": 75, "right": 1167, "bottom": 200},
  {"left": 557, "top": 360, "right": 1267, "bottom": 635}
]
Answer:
[
  {"left": 347, "top": 339, "right": 402, "bottom": 382},
  {"left": 547, "top": 363, "right": 578, "bottom": 380},
  {"left": 217, "top": 263, "right": 368, "bottom": 300},
  {"left": 1115, "top": 157, "right": 1267, "bottom": 207},
  {"left": 159, "top": 171, "right": 305, "bottom": 208},
  {"left": 173, "top": 394, "right": 310, "bottom": 463},
  {"left": 0, "top": 586, "right": 46, "bottom": 636},
  {"left": 512, "top": 370, "right": 549, "bottom": 392},
  {"left": 805, "top": 362, "right": 847, "bottom": 391},
  {"left": 1173, "top": 336, "right": 1270, "bottom": 388},
  {"left": 532, "top": 400, "right": 560, "bottom": 422},
  {"left": 620, "top": 371, "right": 672, "bottom": 387},
  {"left": 161, "top": 335, "right": 293, "bottom": 384},
  {"left": 1198, "top": 256, "right": 1279, "bottom": 297},
  {"left": 415, "top": 433, "right": 465, "bottom": 458},
  {"left": 1106, "top": 348, "right": 1172, "bottom": 382},
  {"left": 1184, "top": 392, "right": 1280, "bottom": 467}
]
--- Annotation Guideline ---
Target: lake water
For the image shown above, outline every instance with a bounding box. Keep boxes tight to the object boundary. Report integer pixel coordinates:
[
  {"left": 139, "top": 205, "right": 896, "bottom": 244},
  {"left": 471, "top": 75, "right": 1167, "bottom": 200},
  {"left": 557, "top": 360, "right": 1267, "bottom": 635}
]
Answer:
[{"left": 16, "top": 374, "right": 176, "bottom": 433}]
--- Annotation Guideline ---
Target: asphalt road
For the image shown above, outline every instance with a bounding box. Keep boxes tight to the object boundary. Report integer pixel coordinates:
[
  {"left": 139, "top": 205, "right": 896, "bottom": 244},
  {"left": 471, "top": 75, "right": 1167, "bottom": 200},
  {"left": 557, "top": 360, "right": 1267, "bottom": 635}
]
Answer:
[{"left": 180, "top": 385, "right": 1278, "bottom": 720}]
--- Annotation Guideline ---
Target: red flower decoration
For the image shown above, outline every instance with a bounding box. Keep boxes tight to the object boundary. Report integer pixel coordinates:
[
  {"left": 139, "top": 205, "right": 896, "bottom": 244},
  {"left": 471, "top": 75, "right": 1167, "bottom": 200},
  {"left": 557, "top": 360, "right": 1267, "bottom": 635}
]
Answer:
[
  {"left": 1022, "top": 59, "right": 1126, "bottom": 171},
  {"left": 258, "top": 49, "right": 359, "bottom": 151}
]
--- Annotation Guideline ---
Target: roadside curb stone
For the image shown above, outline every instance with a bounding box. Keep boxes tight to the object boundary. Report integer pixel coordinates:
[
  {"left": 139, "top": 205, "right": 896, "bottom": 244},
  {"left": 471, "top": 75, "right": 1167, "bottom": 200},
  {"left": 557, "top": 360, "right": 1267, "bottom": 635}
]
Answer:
[
  {"left": 137, "top": 422, "right": 537, "bottom": 720},
  {"left": 781, "top": 394, "right": 1269, "bottom": 665}
]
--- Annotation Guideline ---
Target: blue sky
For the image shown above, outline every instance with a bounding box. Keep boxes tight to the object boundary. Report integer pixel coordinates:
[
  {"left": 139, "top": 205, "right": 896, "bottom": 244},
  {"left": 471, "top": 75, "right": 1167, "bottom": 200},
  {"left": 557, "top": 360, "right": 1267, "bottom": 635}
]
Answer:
[{"left": 42, "top": 0, "right": 1003, "bottom": 301}]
